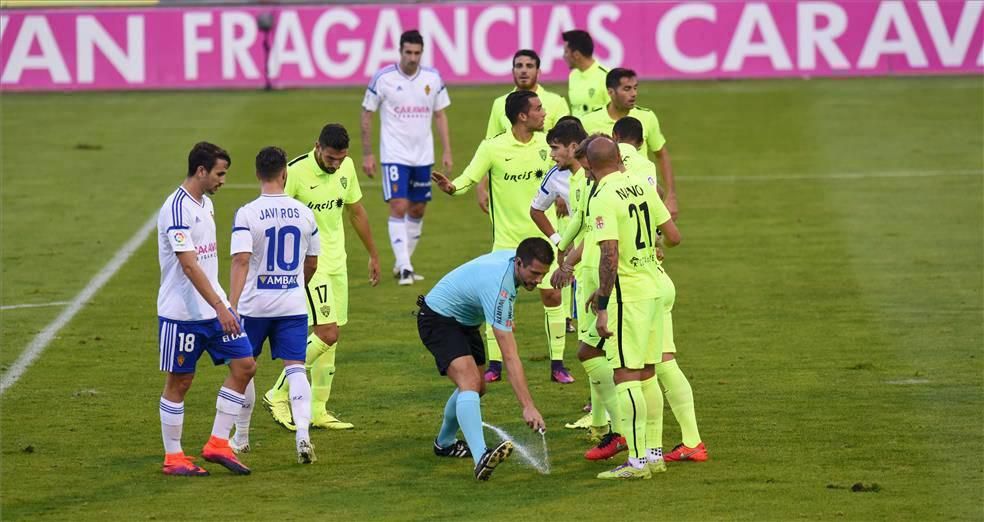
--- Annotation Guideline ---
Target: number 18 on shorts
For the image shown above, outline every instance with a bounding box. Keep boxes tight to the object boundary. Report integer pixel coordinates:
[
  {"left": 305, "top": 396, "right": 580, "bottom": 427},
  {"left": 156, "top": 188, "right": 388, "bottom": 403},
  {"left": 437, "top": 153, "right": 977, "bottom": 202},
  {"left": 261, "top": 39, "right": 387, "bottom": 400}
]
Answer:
[{"left": 381, "top": 164, "right": 433, "bottom": 202}]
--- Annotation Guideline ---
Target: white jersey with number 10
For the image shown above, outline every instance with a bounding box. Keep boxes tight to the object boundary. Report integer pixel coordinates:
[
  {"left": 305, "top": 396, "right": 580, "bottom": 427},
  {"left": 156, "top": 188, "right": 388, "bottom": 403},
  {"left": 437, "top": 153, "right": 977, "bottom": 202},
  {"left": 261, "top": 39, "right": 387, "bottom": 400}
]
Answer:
[{"left": 230, "top": 194, "right": 320, "bottom": 318}]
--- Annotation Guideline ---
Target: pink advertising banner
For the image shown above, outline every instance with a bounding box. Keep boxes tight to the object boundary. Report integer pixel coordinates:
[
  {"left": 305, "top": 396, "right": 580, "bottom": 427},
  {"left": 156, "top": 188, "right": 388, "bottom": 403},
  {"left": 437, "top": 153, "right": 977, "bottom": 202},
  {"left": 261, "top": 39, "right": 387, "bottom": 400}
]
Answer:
[{"left": 1, "top": 1, "right": 981, "bottom": 91}]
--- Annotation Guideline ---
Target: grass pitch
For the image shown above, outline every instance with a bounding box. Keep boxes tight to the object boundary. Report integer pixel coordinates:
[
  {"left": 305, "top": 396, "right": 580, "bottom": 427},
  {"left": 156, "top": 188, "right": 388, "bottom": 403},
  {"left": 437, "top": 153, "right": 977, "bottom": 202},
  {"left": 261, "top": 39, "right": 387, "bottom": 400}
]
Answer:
[{"left": 1, "top": 77, "right": 982, "bottom": 520}]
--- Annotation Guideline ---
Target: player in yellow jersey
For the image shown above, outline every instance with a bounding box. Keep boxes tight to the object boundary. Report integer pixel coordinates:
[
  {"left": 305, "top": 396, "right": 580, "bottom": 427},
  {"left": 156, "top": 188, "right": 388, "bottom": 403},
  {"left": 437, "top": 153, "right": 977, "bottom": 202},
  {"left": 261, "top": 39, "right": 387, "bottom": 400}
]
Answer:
[
  {"left": 562, "top": 30, "right": 610, "bottom": 117},
  {"left": 582, "top": 137, "right": 681, "bottom": 479},
  {"left": 485, "top": 50, "right": 570, "bottom": 140},
  {"left": 263, "top": 124, "right": 381, "bottom": 431},
  {"left": 612, "top": 116, "right": 707, "bottom": 462},
  {"left": 612, "top": 117, "right": 659, "bottom": 185},
  {"left": 581, "top": 68, "right": 679, "bottom": 219},
  {"left": 432, "top": 91, "right": 571, "bottom": 384}
]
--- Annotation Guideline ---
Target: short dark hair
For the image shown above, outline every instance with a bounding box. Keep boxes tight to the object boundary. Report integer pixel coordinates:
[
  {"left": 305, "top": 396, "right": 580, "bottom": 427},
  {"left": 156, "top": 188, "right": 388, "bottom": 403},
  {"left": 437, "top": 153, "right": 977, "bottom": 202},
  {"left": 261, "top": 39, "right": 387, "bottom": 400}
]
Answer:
[
  {"left": 516, "top": 237, "right": 555, "bottom": 266},
  {"left": 318, "top": 123, "right": 350, "bottom": 150},
  {"left": 546, "top": 120, "right": 588, "bottom": 147},
  {"left": 505, "top": 91, "right": 538, "bottom": 125},
  {"left": 612, "top": 117, "right": 644, "bottom": 146},
  {"left": 187, "top": 141, "right": 231, "bottom": 177},
  {"left": 562, "top": 30, "right": 594, "bottom": 57},
  {"left": 606, "top": 68, "right": 637, "bottom": 90},
  {"left": 555, "top": 115, "right": 582, "bottom": 127},
  {"left": 255, "top": 146, "right": 287, "bottom": 180},
  {"left": 512, "top": 49, "right": 541, "bottom": 69},
  {"left": 400, "top": 30, "right": 423, "bottom": 50}
]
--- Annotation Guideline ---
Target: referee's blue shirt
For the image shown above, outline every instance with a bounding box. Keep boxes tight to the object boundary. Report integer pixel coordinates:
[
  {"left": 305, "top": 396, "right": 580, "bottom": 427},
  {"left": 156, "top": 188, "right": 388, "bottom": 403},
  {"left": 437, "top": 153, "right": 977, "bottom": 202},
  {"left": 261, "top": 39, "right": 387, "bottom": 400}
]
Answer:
[{"left": 425, "top": 250, "right": 517, "bottom": 331}]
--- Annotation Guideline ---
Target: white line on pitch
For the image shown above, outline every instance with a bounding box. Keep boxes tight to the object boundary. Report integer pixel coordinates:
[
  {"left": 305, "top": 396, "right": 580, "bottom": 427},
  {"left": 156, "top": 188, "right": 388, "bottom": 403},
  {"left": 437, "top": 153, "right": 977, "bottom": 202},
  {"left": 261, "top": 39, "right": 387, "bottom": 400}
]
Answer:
[
  {"left": 0, "top": 214, "right": 157, "bottom": 395},
  {"left": 1, "top": 301, "right": 71, "bottom": 311},
  {"left": 683, "top": 169, "right": 981, "bottom": 182},
  {"left": 223, "top": 169, "right": 981, "bottom": 190}
]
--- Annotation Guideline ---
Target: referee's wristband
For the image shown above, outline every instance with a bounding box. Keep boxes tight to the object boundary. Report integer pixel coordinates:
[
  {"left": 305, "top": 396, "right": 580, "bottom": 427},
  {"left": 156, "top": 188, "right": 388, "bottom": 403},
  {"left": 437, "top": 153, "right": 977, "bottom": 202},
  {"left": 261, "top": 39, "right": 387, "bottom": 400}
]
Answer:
[
  {"left": 597, "top": 295, "right": 610, "bottom": 311},
  {"left": 549, "top": 233, "right": 562, "bottom": 246}
]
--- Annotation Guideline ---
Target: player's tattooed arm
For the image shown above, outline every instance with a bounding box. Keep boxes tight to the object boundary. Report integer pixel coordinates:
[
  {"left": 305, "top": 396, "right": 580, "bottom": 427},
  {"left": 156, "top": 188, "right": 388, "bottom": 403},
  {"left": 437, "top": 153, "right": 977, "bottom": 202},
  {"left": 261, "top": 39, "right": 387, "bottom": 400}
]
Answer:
[
  {"left": 591, "top": 239, "right": 619, "bottom": 338},
  {"left": 597, "top": 239, "right": 618, "bottom": 297}
]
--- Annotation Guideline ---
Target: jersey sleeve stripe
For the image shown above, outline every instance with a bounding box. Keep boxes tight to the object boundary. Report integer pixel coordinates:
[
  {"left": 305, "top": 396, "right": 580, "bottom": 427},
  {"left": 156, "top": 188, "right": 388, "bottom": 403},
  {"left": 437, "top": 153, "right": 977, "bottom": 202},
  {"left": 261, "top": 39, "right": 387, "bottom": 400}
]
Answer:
[
  {"left": 171, "top": 192, "right": 185, "bottom": 227},
  {"left": 539, "top": 166, "right": 560, "bottom": 190},
  {"left": 232, "top": 226, "right": 249, "bottom": 232},
  {"left": 167, "top": 225, "right": 190, "bottom": 231},
  {"left": 311, "top": 229, "right": 319, "bottom": 236},
  {"left": 368, "top": 64, "right": 397, "bottom": 90},
  {"left": 288, "top": 153, "right": 309, "bottom": 166}
]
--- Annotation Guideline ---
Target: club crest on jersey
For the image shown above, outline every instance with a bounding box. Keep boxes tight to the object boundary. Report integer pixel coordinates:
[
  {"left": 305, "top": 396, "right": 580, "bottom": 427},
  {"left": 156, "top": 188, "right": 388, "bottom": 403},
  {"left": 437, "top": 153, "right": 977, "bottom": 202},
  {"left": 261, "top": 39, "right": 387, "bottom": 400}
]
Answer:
[
  {"left": 589, "top": 88, "right": 596, "bottom": 97},
  {"left": 340, "top": 177, "right": 348, "bottom": 189},
  {"left": 539, "top": 149, "right": 548, "bottom": 161},
  {"left": 595, "top": 216, "right": 605, "bottom": 229},
  {"left": 177, "top": 355, "right": 185, "bottom": 366},
  {"left": 425, "top": 84, "right": 431, "bottom": 95},
  {"left": 321, "top": 305, "right": 331, "bottom": 317}
]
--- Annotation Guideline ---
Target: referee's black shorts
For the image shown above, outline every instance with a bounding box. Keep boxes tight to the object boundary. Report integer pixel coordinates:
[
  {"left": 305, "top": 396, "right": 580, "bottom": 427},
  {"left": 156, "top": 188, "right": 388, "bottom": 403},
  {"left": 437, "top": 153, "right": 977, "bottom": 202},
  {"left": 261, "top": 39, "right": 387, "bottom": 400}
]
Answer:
[{"left": 417, "top": 298, "right": 486, "bottom": 375}]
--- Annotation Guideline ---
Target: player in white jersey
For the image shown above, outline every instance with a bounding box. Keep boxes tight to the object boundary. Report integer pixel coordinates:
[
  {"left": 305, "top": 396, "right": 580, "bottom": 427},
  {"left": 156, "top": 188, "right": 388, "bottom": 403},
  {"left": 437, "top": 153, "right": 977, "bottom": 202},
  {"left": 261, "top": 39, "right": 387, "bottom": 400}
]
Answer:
[
  {"left": 156, "top": 142, "right": 255, "bottom": 477},
  {"left": 227, "top": 147, "right": 320, "bottom": 464},
  {"left": 361, "top": 29, "right": 453, "bottom": 285}
]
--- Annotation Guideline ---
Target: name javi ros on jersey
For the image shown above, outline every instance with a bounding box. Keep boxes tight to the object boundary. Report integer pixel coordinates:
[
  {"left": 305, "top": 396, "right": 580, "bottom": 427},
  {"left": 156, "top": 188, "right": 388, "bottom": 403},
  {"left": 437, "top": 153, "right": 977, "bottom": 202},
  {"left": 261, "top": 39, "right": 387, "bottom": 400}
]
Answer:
[{"left": 259, "top": 207, "right": 302, "bottom": 220}]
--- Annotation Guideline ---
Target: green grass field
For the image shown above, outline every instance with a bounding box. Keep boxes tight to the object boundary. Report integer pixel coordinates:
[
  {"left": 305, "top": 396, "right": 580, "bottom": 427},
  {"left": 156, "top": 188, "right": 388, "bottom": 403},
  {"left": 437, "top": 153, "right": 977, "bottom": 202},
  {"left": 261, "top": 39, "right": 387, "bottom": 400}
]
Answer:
[{"left": 1, "top": 77, "right": 982, "bottom": 521}]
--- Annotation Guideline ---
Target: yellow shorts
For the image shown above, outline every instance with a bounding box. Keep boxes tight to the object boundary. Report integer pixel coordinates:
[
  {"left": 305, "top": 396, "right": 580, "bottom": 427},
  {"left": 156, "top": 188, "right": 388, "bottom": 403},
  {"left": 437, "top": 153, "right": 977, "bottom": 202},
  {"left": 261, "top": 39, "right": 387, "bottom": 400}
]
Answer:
[
  {"left": 603, "top": 297, "right": 663, "bottom": 370},
  {"left": 575, "top": 267, "right": 601, "bottom": 348},
  {"left": 657, "top": 269, "right": 677, "bottom": 353},
  {"left": 305, "top": 271, "right": 348, "bottom": 327}
]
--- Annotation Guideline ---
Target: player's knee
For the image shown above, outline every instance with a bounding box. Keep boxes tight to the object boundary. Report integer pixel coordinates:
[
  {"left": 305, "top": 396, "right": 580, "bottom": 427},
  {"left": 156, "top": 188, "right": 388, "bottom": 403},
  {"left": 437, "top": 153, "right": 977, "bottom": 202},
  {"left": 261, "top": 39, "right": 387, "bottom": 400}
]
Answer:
[
  {"left": 577, "top": 344, "right": 602, "bottom": 362},
  {"left": 389, "top": 199, "right": 409, "bottom": 218},
  {"left": 315, "top": 326, "right": 338, "bottom": 346},
  {"left": 165, "top": 374, "right": 194, "bottom": 398},
  {"left": 232, "top": 358, "right": 257, "bottom": 380},
  {"left": 408, "top": 203, "right": 426, "bottom": 219},
  {"left": 541, "top": 290, "right": 562, "bottom": 307}
]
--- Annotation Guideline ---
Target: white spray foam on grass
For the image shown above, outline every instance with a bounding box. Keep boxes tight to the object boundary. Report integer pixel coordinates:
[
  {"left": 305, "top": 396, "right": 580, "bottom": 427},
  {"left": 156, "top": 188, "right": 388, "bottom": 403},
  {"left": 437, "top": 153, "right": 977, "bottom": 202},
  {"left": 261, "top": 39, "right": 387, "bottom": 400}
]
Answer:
[{"left": 482, "top": 422, "right": 550, "bottom": 475}]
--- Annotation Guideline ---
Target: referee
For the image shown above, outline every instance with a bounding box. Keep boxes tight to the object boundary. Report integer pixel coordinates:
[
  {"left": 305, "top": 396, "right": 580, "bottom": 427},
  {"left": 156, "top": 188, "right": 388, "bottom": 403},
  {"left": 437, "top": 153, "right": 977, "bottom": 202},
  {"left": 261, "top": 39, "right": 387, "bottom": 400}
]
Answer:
[{"left": 417, "top": 237, "right": 551, "bottom": 480}]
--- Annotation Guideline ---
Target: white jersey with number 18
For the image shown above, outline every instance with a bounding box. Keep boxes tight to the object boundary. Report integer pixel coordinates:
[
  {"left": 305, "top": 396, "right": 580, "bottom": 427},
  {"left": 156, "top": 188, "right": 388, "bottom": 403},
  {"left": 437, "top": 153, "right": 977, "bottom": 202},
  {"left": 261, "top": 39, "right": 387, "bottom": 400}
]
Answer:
[{"left": 230, "top": 194, "right": 320, "bottom": 318}]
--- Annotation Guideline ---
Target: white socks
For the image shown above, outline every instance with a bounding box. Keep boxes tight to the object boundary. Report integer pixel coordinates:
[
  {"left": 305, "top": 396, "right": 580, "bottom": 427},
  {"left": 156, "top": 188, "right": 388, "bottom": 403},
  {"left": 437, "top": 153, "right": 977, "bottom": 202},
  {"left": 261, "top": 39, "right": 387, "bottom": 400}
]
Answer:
[
  {"left": 388, "top": 217, "right": 412, "bottom": 272},
  {"left": 212, "top": 387, "right": 246, "bottom": 440},
  {"left": 286, "top": 364, "right": 312, "bottom": 441},
  {"left": 232, "top": 379, "right": 255, "bottom": 444},
  {"left": 406, "top": 216, "right": 423, "bottom": 257},
  {"left": 159, "top": 397, "right": 184, "bottom": 454}
]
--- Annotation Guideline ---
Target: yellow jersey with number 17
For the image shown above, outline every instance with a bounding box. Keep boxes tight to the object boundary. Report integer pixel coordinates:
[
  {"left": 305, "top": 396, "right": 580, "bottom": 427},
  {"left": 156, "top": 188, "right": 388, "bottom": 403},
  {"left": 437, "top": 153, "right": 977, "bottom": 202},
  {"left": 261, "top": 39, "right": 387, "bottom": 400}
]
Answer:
[{"left": 285, "top": 150, "right": 362, "bottom": 275}]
